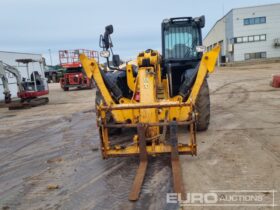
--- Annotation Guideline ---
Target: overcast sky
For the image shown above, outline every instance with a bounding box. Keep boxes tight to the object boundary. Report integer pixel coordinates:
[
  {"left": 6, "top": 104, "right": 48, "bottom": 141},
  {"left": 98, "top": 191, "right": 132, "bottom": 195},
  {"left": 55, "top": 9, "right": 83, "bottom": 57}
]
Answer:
[{"left": 0, "top": 0, "right": 279, "bottom": 64}]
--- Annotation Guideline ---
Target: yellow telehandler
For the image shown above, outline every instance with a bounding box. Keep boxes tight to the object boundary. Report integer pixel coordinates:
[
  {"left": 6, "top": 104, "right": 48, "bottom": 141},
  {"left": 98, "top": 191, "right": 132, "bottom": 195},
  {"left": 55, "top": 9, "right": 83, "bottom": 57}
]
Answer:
[{"left": 80, "top": 16, "right": 220, "bottom": 201}]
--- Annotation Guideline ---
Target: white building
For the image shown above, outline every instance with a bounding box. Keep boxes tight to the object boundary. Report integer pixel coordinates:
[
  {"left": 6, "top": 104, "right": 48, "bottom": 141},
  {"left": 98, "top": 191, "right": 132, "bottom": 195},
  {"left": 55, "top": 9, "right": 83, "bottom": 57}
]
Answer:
[
  {"left": 203, "top": 3, "right": 280, "bottom": 64},
  {"left": 0, "top": 51, "right": 45, "bottom": 101}
]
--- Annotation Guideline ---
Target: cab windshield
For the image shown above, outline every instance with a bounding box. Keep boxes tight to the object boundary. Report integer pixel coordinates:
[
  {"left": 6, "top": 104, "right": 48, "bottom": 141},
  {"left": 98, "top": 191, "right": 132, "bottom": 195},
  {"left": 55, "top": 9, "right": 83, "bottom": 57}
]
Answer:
[{"left": 164, "top": 25, "right": 200, "bottom": 59}]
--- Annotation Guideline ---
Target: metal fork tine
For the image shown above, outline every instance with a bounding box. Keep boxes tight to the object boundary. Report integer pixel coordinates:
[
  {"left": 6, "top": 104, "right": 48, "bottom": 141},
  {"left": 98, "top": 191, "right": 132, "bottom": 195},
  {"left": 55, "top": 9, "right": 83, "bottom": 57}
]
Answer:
[
  {"left": 170, "top": 121, "right": 186, "bottom": 200},
  {"left": 129, "top": 124, "right": 148, "bottom": 201}
]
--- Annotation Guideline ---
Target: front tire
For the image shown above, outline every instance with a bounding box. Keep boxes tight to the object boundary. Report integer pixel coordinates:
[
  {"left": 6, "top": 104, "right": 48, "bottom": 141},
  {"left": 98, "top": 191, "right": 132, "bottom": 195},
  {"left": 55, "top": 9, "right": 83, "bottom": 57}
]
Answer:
[{"left": 196, "top": 79, "right": 210, "bottom": 131}]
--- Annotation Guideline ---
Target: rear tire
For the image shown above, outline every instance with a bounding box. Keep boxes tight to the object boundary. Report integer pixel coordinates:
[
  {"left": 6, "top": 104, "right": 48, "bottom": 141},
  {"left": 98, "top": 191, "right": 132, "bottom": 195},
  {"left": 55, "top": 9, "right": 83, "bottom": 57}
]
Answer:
[
  {"left": 196, "top": 79, "right": 210, "bottom": 131},
  {"left": 63, "top": 87, "right": 69, "bottom": 91}
]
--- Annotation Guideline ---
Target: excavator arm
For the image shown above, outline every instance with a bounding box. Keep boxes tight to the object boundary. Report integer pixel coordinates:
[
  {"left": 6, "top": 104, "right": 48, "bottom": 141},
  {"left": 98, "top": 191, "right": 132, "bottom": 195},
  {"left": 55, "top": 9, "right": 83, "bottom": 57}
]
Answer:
[
  {"left": 0, "top": 61, "right": 11, "bottom": 103},
  {"left": 0, "top": 61, "right": 25, "bottom": 103}
]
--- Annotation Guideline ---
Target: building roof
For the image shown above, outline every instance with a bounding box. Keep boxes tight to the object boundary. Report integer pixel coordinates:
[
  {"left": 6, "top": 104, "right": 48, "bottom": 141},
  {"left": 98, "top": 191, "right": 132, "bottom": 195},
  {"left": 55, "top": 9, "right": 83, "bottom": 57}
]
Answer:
[
  {"left": 203, "top": 2, "right": 280, "bottom": 41},
  {"left": 0, "top": 50, "right": 41, "bottom": 56},
  {"left": 204, "top": 14, "right": 228, "bottom": 41}
]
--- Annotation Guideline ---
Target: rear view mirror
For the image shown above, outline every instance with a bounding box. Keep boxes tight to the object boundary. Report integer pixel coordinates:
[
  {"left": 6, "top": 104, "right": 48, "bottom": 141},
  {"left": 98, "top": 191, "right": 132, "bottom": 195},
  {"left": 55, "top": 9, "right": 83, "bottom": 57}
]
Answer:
[
  {"left": 105, "top": 25, "right": 113, "bottom": 35},
  {"left": 112, "top": 54, "right": 120, "bottom": 67},
  {"left": 199, "top": 16, "right": 205, "bottom": 28},
  {"left": 102, "top": 25, "right": 114, "bottom": 50},
  {"left": 194, "top": 15, "right": 205, "bottom": 28}
]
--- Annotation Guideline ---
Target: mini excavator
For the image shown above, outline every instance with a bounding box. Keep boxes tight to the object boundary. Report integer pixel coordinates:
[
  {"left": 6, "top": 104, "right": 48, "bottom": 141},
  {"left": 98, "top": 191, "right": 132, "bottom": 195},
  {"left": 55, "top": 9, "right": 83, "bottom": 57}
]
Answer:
[{"left": 0, "top": 59, "right": 49, "bottom": 109}]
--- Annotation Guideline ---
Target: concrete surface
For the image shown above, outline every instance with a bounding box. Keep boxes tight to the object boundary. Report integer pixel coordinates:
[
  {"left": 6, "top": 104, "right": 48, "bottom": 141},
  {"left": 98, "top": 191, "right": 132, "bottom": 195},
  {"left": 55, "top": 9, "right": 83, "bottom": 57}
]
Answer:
[{"left": 0, "top": 63, "right": 279, "bottom": 210}]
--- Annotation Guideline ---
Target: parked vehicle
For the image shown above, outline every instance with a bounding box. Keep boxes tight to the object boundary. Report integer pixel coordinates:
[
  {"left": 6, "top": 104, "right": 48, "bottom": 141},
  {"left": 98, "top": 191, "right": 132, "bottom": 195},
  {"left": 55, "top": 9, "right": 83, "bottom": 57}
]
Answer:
[
  {"left": 80, "top": 17, "right": 220, "bottom": 200},
  {"left": 0, "top": 59, "right": 49, "bottom": 109},
  {"left": 59, "top": 49, "right": 98, "bottom": 91},
  {"left": 44, "top": 65, "right": 64, "bottom": 83}
]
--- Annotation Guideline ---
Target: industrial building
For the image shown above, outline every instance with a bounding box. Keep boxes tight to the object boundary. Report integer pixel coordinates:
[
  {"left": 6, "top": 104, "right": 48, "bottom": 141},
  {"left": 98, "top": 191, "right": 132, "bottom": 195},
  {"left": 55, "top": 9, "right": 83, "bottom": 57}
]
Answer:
[
  {"left": 0, "top": 51, "right": 45, "bottom": 101},
  {"left": 203, "top": 3, "right": 280, "bottom": 64}
]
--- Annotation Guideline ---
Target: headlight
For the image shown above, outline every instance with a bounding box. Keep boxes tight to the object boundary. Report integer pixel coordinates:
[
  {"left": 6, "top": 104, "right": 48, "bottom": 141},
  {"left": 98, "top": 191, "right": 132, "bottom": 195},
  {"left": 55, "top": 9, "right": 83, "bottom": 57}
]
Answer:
[
  {"left": 100, "top": 50, "right": 110, "bottom": 58},
  {"left": 196, "top": 46, "right": 206, "bottom": 53}
]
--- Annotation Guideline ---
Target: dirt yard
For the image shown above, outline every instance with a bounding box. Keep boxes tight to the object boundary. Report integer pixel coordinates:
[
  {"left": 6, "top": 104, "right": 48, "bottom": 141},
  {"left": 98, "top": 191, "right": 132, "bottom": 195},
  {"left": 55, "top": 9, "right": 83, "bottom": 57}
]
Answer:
[{"left": 0, "top": 63, "right": 279, "bottom": 210}]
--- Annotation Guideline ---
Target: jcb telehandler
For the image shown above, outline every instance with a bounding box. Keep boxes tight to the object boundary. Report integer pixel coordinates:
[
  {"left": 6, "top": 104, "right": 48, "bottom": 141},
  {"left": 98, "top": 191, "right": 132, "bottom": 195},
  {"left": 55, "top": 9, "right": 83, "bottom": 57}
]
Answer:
[{"left": 80, "top": 16, "right": 220, "bottom": 201}]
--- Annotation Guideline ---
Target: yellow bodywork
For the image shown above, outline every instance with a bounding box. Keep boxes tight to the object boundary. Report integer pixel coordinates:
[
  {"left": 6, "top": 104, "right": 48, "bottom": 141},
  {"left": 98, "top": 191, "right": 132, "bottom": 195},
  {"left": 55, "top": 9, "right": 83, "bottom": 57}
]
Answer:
[{"left": 80, "top": 46, "right": 220, "bottom": 158}]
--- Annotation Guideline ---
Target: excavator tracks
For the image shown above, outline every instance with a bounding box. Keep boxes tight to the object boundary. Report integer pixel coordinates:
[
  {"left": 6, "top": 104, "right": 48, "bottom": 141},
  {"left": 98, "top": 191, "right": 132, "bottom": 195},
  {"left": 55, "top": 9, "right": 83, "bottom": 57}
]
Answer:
[{"left": 8, "top": 97, "right": 49, "bottom": 110}]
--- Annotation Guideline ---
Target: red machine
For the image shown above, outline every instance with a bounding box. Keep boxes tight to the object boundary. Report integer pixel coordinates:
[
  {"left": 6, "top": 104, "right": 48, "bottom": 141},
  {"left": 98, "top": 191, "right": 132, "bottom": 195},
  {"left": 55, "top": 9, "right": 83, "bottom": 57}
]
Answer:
[
  {"left": 59, "top": 49, "right": 99, "bottom": 91},
  {"left": 271, "top": 75, "right": 280, "bottom": 88}
]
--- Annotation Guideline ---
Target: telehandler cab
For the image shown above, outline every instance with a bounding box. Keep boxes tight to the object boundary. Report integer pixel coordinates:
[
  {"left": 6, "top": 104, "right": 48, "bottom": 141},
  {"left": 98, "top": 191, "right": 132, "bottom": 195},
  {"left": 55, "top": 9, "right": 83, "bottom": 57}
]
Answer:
[{"left": 80, "top": 16, "right": 220, "bottom": 201}]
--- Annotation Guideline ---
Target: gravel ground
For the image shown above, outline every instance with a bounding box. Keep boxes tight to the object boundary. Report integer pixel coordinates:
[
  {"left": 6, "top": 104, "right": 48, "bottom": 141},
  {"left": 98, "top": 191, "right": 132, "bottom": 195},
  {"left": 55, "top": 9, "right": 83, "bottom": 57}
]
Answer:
[{"left": 0, "top": 63, "right": 279, "bottom": 210}]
